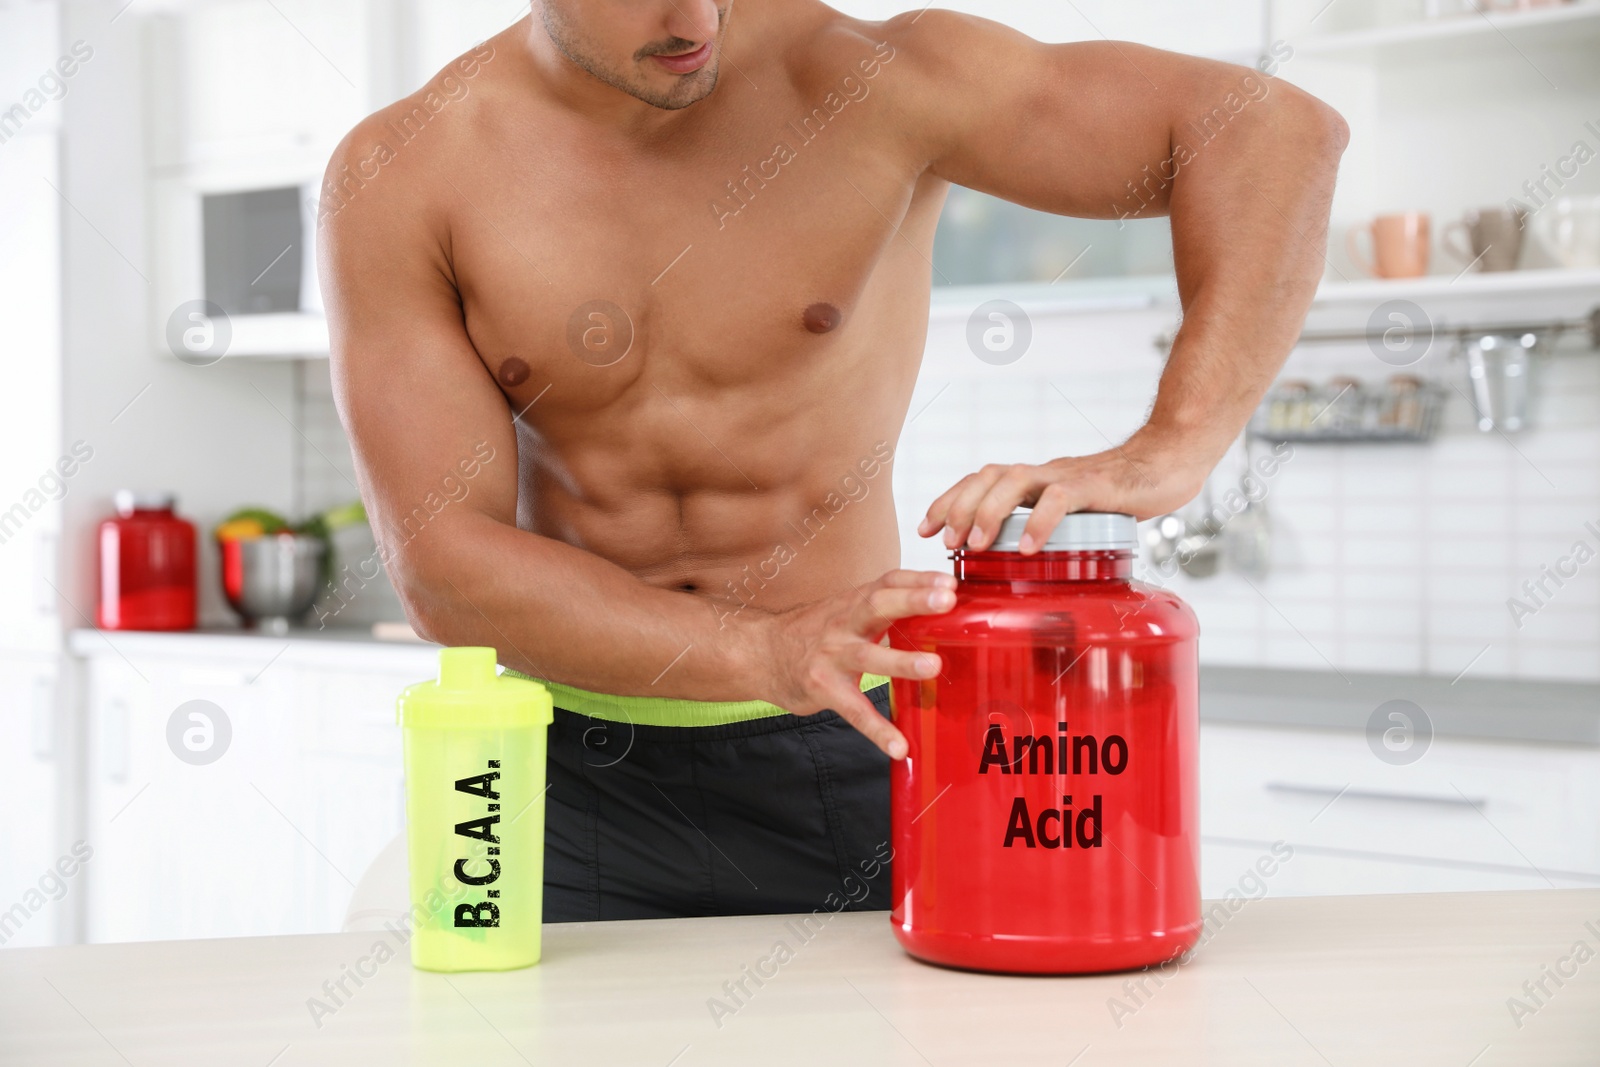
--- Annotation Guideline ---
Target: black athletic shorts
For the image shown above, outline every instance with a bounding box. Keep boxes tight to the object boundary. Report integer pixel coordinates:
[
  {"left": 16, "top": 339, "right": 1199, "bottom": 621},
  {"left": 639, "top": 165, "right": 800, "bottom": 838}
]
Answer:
[{"left": 542, "top": 683, "right": 893, "bottom": 921}]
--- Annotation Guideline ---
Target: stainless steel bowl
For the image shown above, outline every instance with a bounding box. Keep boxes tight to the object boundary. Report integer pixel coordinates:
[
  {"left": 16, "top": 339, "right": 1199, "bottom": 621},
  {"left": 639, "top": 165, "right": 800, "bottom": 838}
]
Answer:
[{"left": 222, "top": 534, "right": 326, "bottom": 634}]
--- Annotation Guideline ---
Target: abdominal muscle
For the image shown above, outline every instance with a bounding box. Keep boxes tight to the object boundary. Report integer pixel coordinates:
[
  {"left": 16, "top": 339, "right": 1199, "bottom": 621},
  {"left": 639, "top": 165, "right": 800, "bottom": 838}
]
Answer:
[{"left": 517, "top": 423, "right": 906, "bottom": 619}]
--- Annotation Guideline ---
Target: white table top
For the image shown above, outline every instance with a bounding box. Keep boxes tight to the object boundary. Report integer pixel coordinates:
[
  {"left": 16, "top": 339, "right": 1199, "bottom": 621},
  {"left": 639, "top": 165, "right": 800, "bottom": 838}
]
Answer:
[{"left": 3, "top": 890, "right": 1598, "bottom": 1065}]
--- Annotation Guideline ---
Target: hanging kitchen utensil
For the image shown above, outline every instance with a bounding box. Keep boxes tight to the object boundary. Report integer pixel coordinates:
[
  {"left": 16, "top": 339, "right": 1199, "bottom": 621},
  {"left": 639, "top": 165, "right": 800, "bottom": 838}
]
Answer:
[
  {"left": 1177, "top": 477, "right": 1222, "bottom": 578},
  {"left": 1461, "top": 332, "right": 1536, "bottom": 433},
  {"left": 1142, "top": 512, "right": 1186, "bottom": 572},
  {"left": 1225, "top": 436, "right": 1272, "bottom": 579}
]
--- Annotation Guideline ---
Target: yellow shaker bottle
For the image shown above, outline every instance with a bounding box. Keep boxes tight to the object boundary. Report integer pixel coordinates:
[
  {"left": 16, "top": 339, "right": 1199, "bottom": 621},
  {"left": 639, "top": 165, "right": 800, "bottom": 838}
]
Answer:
[{"left": 397, "top": 647, "right": 553, "bottom": 972}]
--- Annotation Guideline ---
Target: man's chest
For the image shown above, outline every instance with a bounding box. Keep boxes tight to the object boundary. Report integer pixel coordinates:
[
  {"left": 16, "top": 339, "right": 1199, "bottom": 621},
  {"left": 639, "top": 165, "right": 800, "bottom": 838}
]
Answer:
[{"left": 442, "top": 110, "right": 934, "bottom": 413}]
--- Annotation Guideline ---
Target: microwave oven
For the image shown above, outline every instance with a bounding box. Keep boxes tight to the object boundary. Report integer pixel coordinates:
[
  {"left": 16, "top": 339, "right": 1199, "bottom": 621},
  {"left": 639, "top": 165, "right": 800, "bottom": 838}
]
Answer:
[{"left": 153, "top": 163, "right": 327, "bottom": 359}]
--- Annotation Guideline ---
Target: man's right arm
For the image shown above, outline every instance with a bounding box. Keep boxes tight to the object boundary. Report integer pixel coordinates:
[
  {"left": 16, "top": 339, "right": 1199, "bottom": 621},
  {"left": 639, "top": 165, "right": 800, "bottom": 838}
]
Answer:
[{"left": 317, "top": 117, "right": 946, "bottom": 757}]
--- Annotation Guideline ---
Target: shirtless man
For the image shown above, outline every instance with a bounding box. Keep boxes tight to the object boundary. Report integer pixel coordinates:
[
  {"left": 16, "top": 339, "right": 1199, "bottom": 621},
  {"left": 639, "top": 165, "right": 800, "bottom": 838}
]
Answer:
[{"left": 320, "top": 1, "right": 1345, "bottom": 921}]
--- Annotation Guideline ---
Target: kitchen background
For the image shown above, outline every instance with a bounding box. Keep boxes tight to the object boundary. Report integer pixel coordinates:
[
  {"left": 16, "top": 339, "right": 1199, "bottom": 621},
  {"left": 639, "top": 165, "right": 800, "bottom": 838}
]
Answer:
[{"left": 2, "top": 0, "right": 1598, "bottom": 948}]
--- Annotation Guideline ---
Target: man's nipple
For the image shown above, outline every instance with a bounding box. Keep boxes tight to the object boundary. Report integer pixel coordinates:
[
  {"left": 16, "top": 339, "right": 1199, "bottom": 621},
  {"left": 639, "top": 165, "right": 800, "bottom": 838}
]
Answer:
[
  {"left": 498, "top": 357, "right": 531, "bottom": 387},
  {"left": 802, "top": 302, "right": 842, "bottom": 334}
]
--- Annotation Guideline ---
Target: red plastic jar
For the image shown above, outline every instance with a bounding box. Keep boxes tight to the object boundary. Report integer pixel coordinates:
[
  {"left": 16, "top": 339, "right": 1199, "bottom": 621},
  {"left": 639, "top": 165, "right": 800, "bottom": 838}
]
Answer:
[
  {"left": 96, "top": 491, "right": 197, "bottom": 631},
  {"left": 888, "top": 510, "right": 1200, "bottom": 974}
]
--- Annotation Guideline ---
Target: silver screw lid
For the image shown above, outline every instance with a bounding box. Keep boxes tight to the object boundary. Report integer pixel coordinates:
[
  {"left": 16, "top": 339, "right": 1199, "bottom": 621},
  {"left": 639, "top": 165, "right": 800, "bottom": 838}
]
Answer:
[
  {"left": 114, "top": 490, "right": 177, "bottom": 515},
  {"left": 973, "top": 509, "right": 1137, "bottom": 552}
]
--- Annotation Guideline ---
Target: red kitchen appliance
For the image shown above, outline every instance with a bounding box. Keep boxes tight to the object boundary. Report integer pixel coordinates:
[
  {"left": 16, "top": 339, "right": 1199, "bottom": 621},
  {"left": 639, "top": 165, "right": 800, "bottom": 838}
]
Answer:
[
  {"left": 889, "top": 510, "right": 1200, "bottom": 974},
  {"left": 96, "top": 490, "right": 197, "bottom": 631}
]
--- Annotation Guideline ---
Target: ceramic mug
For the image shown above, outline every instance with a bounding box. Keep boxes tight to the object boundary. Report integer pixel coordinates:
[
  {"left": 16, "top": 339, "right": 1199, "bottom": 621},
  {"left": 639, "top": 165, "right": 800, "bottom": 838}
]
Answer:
[
  {"left": 1530, "top": 196, "right": 1600, "bottom": 270},
  {"left": 1347, "top": 212, "right": 1431, "bottom": 279},
  {"left": 1443, "top": 205, "right": 1527, "bottom": 272}
]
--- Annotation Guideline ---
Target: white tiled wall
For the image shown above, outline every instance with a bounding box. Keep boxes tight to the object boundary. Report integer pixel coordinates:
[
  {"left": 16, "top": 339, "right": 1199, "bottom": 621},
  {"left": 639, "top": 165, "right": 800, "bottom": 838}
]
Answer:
[
  {"left": 895, "top": 301, "right": 1600, "bottom": 684},
  {"left": 296, "top": 303, "right": 1600, "bottom": 682},
  {"left": 295, "top": 361, "right": 361, "bottom": 517}
]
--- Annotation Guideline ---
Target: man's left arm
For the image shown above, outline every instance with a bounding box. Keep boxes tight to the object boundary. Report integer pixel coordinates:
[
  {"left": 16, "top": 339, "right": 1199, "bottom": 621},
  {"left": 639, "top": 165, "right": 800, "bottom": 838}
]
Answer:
[{"left": 882, "top": 13, "right": 1348, "bottom": 553}]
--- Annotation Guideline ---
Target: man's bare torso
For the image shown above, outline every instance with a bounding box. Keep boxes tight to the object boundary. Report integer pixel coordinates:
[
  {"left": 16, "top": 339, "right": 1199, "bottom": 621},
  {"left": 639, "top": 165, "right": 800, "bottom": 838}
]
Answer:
[{"left": 337, "top": 4, "right": 947, "bottom": 618}]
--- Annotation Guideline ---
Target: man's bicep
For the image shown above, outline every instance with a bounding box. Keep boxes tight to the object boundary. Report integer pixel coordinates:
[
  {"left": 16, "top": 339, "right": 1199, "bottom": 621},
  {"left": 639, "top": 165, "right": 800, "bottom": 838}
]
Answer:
[
  {"left": 885, "top": 14, "right": 1209, "bottom": 219},
  {"left": 319, "top": 203, "right": 518, "bottom": 552}
]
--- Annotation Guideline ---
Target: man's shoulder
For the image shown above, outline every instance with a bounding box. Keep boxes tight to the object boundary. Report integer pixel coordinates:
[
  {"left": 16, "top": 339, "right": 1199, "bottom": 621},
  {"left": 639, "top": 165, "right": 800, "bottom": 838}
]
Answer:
[
  {"left": 316, "top": 36, "right": 511, "bottom": 229},
  {"left": 774, "top": 6, "right": 988, "bottom": 121},
  {"left": 777, "top": 5, "right": 906, "bottom": 88},
  {"left": 380, "top": 39, "right": 502, "bottom": 140}
]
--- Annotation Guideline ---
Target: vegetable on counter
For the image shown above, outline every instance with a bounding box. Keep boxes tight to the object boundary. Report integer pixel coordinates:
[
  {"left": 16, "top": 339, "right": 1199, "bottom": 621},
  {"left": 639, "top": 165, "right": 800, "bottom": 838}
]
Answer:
[
  {"left": 213, "top": 503, "right": 365, "bottom": 543},
  {"left": 214, "top": 507, "right": 289, "bottom": 541},
  {"left": 292, "top": 500, "right": 367, "bottom": 545}
]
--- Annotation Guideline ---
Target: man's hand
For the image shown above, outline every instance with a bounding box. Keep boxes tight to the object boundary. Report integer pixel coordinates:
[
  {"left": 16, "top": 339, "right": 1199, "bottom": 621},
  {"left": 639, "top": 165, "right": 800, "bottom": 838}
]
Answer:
[
  {"left": 918, "top": 429, "right": 1217, "bottom": 555},
  {"left": 758, "top": 569, "right": 957, "bottom": 760}
]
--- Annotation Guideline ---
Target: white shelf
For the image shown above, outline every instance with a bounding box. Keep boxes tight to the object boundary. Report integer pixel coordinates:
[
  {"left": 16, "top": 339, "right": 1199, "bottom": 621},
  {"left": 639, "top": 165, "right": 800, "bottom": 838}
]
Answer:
[
  {"left": 1311, "top": 266, "right": 1600, "bottom": 305},
  {"left": 928, "top": 277, "right": 1174, "bottom": 321},
  {"left": 222, "top": 312, "right": 330, "bottom": 359},
  {"left": 931, "top": 268, "right": 1599, "bottom": 322},
  {"left": 1300, "top": 268, "right": 1600, "bottom": 347},
  {"left": 1295, "top": 1, "right": 1600, "bottom": 62}
]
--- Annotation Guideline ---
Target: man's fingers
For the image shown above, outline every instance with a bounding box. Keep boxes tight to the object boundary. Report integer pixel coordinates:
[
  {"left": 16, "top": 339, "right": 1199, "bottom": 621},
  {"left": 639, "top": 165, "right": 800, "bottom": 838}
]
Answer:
[
  {"left": 917, "top": 475, "right": 977, "bottom": 539},
  {"left": 847, "top": 642, "right": 942, "bottom": 682},
  {"left": 969, "top": 465, "right": 1045, "bottom": 550},
  {"left": 938, "top": 466, "right": 1010, "bottom": 550},
  {"left": 1018, "top": 482, "right": 1077, "bottom": 554},
  {"left": 919, "top": 471, "right": 987, "bottom": 543},
  {"left": 830, "top": 687, "right": 907, "bottom": 760},
  {"left": 849, "top": 583, "right": 956, "bottom": 635},
  {"left": 872, "top": 568, "right": 957, "bottom": 591}
]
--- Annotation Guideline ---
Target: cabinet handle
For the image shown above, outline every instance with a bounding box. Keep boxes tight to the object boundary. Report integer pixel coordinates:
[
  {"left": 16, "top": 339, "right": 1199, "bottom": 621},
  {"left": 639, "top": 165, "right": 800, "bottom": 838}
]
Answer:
[
  {"left": 103, "top": 697, "right": 129, "bottom": 783},
  {"left": 32, "top": 676, "right": 54, "bottom": 760},
  {"left": 1265, "top": 782, "right": 1486, "bottom": 809},
  {"left": 35, "top": 531, "right": 57, "bottom": 614}
]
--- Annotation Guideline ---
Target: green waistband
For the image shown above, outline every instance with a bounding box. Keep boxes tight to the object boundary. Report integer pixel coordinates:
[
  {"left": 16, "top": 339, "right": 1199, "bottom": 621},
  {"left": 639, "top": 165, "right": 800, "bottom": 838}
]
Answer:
[{"left": 500, "top": 669, "right": 892, "bottom": 728}]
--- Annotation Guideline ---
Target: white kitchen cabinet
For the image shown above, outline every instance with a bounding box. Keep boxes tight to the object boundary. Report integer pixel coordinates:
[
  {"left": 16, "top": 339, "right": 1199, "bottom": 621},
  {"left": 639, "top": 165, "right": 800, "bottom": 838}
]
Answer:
[
  {"left": 0, "top": 0, "right": 64, "bottom": 134},
  {"left": 0, "top": 6, "right": 73, "bottom": 949},
  {"left": 144, "top": 0, "right": 375, "bottom": 172},
  {"left": 1200, "top": 722, "right": 1600, "bottom": 896},
  {"left": 83, "top": 650, "right": 301, "bottom": 942},
  {"left": 145, "top": 0, "right": 525, "bottom": 174},
  {"left": 281, "top": 663, "right": 407, "bottom": 931},
  {"left": 1203, "top": 839, "right": 1597, "bottom": 899},
  {"left": 0, "top": 131, "right": 63, "bottom": 654},
  {"left": 79, "top": 639, "right": 414, "bottom": 942},
  {"left": 0, "top": 652, "right": 65, "bottom": 948}
]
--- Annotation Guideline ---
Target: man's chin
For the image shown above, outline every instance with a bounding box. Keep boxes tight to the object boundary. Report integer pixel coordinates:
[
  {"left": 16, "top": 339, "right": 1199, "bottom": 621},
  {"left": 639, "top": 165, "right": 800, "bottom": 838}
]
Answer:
[{"left": 635, "top": 61, "right": 720, "bottom": 110}]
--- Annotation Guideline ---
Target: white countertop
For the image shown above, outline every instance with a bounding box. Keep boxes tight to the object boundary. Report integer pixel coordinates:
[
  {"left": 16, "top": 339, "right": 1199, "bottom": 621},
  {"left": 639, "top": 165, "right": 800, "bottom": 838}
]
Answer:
[
  {"left": 66, "top": 625, "right": 440, "bottom": 674},
  {"left": 1201, "top": 665, "right": 1600, "bottom": 746},
  {"left": 3, "top": 890, "right": 1596, "bottom": 1065}
]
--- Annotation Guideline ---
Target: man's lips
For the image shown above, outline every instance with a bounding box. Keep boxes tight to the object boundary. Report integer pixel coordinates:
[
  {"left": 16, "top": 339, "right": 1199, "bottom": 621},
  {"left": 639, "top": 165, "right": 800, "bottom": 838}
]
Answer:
[{"left": 649, "top": 41, "right": 712, "bottom": 74}]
